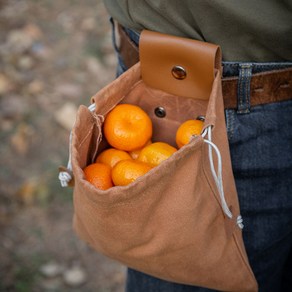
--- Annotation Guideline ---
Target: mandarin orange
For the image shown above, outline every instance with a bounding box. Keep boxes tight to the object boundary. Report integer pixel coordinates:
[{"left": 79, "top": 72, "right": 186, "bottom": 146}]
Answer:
[
  {"left": 137, "top": 142, "right": 177, "bottom": 166},
  {"left": 96, "top": 148, "right": 132, "bottom": 168},
  {"left": 175, "top": 119, "right": 204, "bottom": 148},
  {"left": 112, "top": 159, "right": 152, "bottom": 186},
  {"left": 129, "top": 140, "right": 152, "bottom": 159},
  {"left": 103, "top": 104, "right": 152, "bottom": 152},
  {"left": 83, "top": 162, "right": 113, "bottom": 190}
]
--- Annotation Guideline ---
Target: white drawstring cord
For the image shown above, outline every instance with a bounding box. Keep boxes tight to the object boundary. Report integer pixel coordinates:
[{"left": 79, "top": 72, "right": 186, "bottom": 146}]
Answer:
[
  {"left": 58, "top": 131, "right": 73, "bottom": 187},
  {"left": 58, "top": 103, "right": 96, "bottom": 187},
  {"left": 88, "top": 103, "right": 96, "bottom": 112},
  {"left": 58, "top": 129, "right": 73, "bottom": 187},
  {"left": 202, "top": 126, "right": 244, "bottom": 229},
  {"left": 59, "top": 169, "right": 72, "bottom": 187},
  {"left": 202, "top": 126, "right": 233, "bottom": 219},
  {"left": 237, "top": 215, "right": 244, "bottom": 229}
]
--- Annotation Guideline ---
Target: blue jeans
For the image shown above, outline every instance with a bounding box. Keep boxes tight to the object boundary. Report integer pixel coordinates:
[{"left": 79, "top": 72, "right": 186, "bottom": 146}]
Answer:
[{"left": 112, "top": 26, "right": 292, "bottom": 292}]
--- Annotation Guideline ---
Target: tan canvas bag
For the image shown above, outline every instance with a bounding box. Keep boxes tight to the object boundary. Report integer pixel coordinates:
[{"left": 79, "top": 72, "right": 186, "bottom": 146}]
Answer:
[{"left": 60, "top": 30, "right": 258, "bottom": 291}]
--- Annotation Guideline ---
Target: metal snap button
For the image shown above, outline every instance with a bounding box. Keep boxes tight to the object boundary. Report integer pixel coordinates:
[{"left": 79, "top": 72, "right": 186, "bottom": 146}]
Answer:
[
  {"left": 171, "top": 65, "right": 187, "bottom": 80},
  {"left": 196, "top": 115, "right": 205, "bottom": 122},
  {"left": 154, "top": 106, "right": 166, "bottom": 118}
]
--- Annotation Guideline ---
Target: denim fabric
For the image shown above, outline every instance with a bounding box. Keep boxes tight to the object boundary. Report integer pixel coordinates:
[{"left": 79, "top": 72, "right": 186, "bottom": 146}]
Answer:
[
  {"left": 225, "top": 100, "right": 292, "bottom": 292},
  {"left": 111, "top": 24, "right": 292, "bottom": 292}
]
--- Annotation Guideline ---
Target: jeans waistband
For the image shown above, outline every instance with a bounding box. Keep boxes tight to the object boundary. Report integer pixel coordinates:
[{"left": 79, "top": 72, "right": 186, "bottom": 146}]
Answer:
[{"left": 123, "top": 27, "right": 292, "bottom": 78}]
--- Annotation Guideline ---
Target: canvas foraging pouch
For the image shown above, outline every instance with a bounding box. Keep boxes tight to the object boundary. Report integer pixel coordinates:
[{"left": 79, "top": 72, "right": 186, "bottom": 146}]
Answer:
[{"left": 61, "top": 30, "right": 258, "bottom": 291}]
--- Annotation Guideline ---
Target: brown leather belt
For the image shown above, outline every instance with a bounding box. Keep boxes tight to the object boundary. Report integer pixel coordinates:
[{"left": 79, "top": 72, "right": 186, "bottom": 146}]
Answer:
[{"left": 118, "top": 25, "right": 292, "bottom": 109}]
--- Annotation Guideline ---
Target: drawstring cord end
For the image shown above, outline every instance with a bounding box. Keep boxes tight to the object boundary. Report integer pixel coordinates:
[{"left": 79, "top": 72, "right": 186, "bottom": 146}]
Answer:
[
  {"left": 237, "top": 215, "right": 244, "bottom": 229},
  {"left": 59, "top": 170, "right": 73, "bottom": 187},
  {"left": 58, "top": 165, "right": 74, "bottom": 187},
  {"left": 59, "top": 103, "right": 97, "bottom": 188}
]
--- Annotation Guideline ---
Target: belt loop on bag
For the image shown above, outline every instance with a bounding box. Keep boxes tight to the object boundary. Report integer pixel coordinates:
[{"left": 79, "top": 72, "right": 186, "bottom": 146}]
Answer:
[{"left": 237, "top": 63, "right": 252, "bottom": 114}]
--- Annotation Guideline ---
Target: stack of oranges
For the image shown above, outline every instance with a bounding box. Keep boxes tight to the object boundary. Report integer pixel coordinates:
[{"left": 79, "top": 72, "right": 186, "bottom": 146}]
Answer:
[{"left": 83, "top": 103, "right": 204, "bottom": 190}]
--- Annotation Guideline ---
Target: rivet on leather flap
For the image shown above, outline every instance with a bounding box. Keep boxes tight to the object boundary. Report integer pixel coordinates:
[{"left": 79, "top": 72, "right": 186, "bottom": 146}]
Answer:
[{"left": 140, "top": 30, "right": 221, "bottom": 100}]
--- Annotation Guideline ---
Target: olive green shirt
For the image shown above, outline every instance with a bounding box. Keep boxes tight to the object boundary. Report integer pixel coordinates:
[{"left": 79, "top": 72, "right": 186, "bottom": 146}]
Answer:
[{"left": 103, "top": 0, "right": 292, "bottom": 61}]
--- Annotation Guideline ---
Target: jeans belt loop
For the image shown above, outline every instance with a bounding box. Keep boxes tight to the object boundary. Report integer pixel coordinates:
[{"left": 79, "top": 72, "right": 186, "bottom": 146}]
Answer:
[{"left": 237, "top": 63, "right": 252, "bottom": 114}]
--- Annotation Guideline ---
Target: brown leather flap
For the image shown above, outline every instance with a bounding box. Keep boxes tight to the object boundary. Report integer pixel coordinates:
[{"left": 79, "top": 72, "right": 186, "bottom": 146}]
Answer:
[{"left": 140, "top": 30, "right": 221, "bottom": 100}]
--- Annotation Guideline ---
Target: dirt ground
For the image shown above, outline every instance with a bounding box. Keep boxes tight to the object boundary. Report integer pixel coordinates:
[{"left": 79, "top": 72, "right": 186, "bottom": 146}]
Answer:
[{"left": 0, "top": 0, "right": 126, "bottom": 291}]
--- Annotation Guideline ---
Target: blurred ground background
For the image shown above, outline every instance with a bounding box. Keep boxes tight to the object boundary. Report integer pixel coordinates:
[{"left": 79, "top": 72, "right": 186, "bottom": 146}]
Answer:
[{"left": 0, "top": 0, "right": 126, "bottom": 291}]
